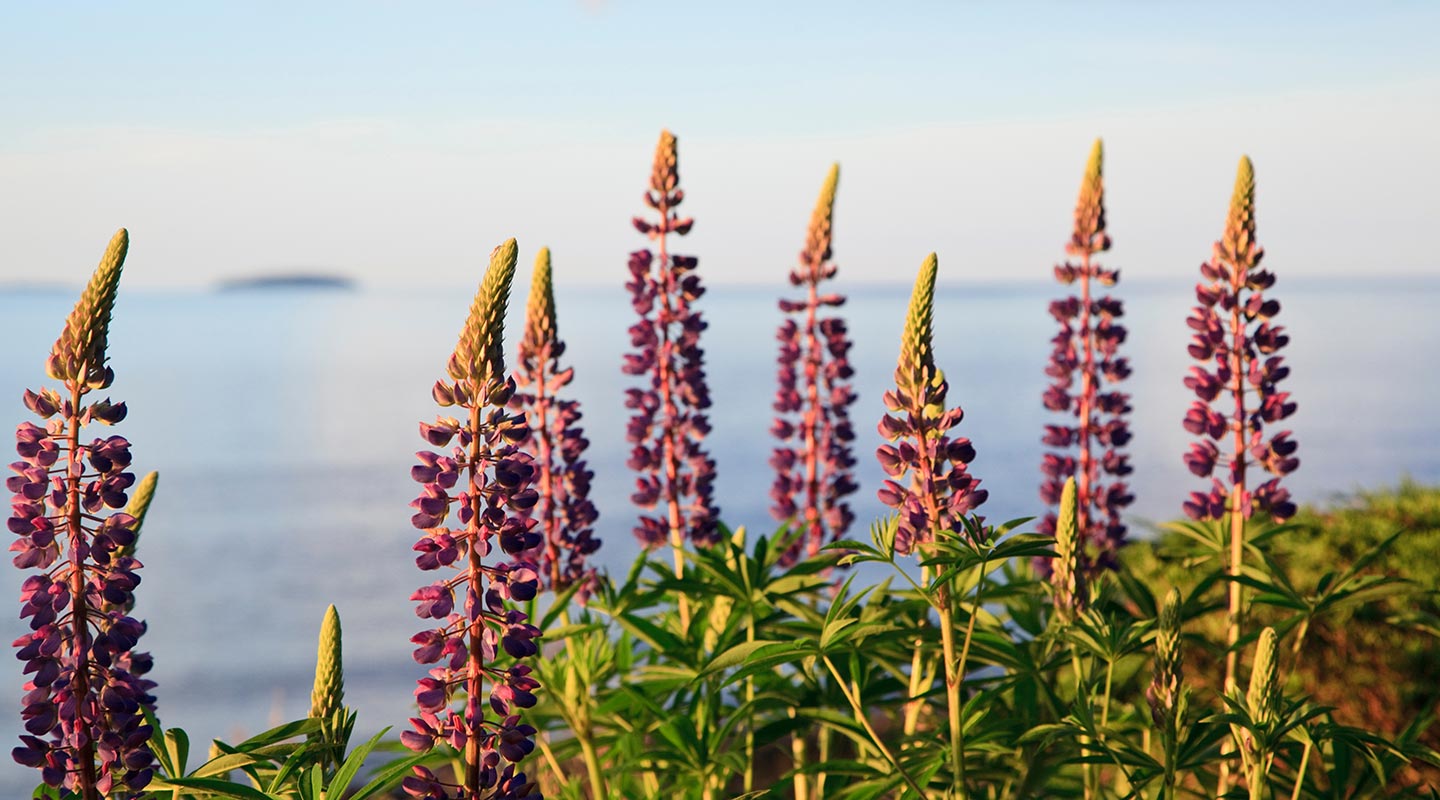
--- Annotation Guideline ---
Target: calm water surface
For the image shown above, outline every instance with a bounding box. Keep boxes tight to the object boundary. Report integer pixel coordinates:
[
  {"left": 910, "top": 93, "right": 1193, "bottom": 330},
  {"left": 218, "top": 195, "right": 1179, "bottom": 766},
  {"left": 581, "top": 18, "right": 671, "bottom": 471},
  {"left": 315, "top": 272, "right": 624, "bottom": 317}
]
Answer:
[{"left": 1, "top": 278, "right": 1437, "bottom": 792}]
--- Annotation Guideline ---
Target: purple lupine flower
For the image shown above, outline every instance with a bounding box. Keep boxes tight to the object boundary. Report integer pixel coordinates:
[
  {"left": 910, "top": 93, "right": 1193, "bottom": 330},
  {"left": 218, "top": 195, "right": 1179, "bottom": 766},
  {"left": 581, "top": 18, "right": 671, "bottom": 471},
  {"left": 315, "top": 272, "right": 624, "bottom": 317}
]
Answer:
[
  {"left": 11, "top": 229, "right": 157, "bottom": 800},
  {"left": 1182, "top": 157, "right": 1298, "bottom": 525},
  {"left": 770, "top": 164, "right": 858, "bottom": 565},
  {"left": 509, "top": 247, "right": 600, "bottom": 603},
  {"left": 404, "top": 239, "right": 542, "bottom": 800},
  {"left": 1039, "top": 140, "right": 1133, "bottom": 575},
  {"left": 623, "top": 130, "right": 720, "bottom": 549},
  {"left": 875, "top": 254, "right": 988, "bottom": 555}
]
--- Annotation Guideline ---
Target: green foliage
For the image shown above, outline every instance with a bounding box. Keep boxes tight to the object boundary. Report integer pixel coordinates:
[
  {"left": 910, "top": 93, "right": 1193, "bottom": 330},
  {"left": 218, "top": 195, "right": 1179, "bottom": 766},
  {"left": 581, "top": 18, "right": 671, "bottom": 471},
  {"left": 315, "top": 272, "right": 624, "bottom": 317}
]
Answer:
[{"left": 511, "top": 486, "right": 1440, "bottom": 799}]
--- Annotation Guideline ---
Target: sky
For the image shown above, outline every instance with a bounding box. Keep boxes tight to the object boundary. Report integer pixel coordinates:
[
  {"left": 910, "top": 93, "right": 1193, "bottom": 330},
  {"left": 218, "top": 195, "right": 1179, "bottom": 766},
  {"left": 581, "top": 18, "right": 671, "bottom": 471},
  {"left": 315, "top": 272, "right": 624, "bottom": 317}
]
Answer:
[{"left": 1, "top": 1, "right": 1437, "bottom": 288}]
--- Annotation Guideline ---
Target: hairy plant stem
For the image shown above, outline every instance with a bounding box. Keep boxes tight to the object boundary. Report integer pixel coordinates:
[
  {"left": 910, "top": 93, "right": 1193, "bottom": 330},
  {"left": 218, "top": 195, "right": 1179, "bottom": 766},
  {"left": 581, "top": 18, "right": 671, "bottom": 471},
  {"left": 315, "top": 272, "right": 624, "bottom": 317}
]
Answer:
[
  {"left": 653, "top": 213, "right": 692, "bottom": 631},
  {"left": 822, "top": 655, "right": 927, "bottom": 799},
  {"left": 816, "top": 721, "right": 831, "bottom": 798},
  {"left": 902, "top": 565, "right": 932, "bottom": 737},
  {"left": 66, "top": 383, "right": 100, "bottom": 800},
  {"left": 801, "top": 281, "right": 823, "bottom": 545},
  {"left": 532, "top": 359, "right": 561, "bottom": 590},
  {"left": 1221, "top": 293, "right": 1249, "bottom": 794},
  {"left": 1076, "top": 249, "right": 1095, "bottom": 538},
  {"left": 743, "top": 611, "right": 757, "bottom": 794},
  {"left": 464, "top": 402, "right": 485, "bottom": 799},
  {"left": 789, "top": 706, "right": 809, "bottom": 800},
  {"left": 1288, "top": 741, "right": 1312, "bottom": 800},
  {"left": 1070, "top": 650, "right": 1094, "bottom": 800},
  {"left": 1100, "top": 658, "right": 1116, "bottom": 730},
  {"left": 941, "top": 571, "right": 982, "bottom": 800}
]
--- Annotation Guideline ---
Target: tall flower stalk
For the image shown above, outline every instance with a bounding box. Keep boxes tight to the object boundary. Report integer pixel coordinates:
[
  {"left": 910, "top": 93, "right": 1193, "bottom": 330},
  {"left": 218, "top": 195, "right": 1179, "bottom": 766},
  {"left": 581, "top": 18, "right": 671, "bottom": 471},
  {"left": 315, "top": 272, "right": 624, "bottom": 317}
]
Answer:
[
  {"left": 402, "top": 239, "right": 543, "bottom": 800},
  {"left": 770, "top": 163, "right": 858, "bottom": 564},
  {"left": 511, "top": 247, "right": 599, "bottom": 601},
  {"left": 876, "top": 254, "right": 988, "bottom": 556},
  {"left": 1182, "top": 157, "right": 1298, "bottom": 697},
  {"left": 623, "top": 129, "right": 720, "bottom": 601},
  {"left": 876, "top": 254, "right": 988, "bottom": 796},
  {"left": 10, "top": 229, "right": 158, "bottom": 799},
  {"left": 1041, "top": 139, "right": 1133, "bottom": 575}
]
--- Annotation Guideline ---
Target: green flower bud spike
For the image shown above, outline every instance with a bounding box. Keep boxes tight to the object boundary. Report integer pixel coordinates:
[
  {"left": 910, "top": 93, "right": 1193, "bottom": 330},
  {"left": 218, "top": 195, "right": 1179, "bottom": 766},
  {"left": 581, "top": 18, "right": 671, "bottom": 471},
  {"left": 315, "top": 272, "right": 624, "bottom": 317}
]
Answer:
[
  {"left": 1220, "top": 156, "right": 1258, "bottom": 268},
  {"left": 115, "top": 471, "right": 159, "bottom": 561},
  {"left": 1246, "top": 626, "right": 1280, "bottom": 727},
  {"left": 802, "top": 163, "right": 839, "bottom": 270},
  {"left": 1071, "top": 139, "right": 1105, "bottom": 247},
  {"left": 896, "top": 253, "right": 938, "bottom": 400},
  {"left": 650, "top": 129, "right": 679, "bottom": 193},
  {"left": 310, "top": 605, "right": 344, "bottom": 723},
  {"left": 522, "top": 247, "right": 557, "bottom": 355},
  {"left": 48, "top": 228, "right": 128, "bottom": 387},
  {"left": 1149, "top": 588, "right": 1184, "bottom": 726},
  {"left": 1051, "top": 476, "right": 1084, "bottom": 621},
  {"left": 448, "top": 238, "right": 519, "bottom": 389}
]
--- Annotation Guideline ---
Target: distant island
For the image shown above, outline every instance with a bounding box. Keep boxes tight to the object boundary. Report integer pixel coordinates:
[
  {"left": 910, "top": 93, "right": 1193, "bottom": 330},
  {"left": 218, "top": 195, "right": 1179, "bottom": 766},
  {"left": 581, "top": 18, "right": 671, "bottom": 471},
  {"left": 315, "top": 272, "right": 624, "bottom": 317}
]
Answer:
[{"left": 217, "top": 273, "right": 357, "bottom": 292}]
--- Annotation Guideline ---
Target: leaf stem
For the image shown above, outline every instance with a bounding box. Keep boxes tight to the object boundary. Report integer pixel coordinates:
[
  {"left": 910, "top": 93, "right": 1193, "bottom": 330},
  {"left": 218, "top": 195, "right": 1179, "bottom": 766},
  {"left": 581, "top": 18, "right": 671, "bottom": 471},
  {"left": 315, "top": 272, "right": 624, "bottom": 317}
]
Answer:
[{"left": 822, "top": 655, "right": 928, "bottom": 799}]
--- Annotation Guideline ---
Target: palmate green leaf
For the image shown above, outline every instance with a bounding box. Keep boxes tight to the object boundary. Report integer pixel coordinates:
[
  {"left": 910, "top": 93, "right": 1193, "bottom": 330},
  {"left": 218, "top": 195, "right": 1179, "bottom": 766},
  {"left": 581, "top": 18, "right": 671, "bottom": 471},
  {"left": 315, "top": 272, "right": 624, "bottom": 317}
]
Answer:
[
  {"left": 347, "top": 751, "right": 435, "bottom": 800},
  {"left": 538, "top": 579, "right": 587, "bottom": 631},
  {"left": 1159, "top": 518, "right": 1226, "bottom": 553},
  {"left": 165, "top": 727, "right": 191, "bottom": 777},
  {"left": 190, "top": 751, "right": 262, "bottom": 778},
  {"left": 323, "top": 728, "right": 388, "bottom": 798},
  {"left": 263, "top": 741, "right": 316, "bottom": 795},
  {"left": 612, "top": 610, "right": 685, "bottom": 657},
  {"left": 694, "top": 638, "right": 786, "bottom": 680},
  {"left": 236, "top": 718, "right": 322, "bottom": 750},
  {"left": 149, "top": 775, "right": 283, "bottom": 800}
]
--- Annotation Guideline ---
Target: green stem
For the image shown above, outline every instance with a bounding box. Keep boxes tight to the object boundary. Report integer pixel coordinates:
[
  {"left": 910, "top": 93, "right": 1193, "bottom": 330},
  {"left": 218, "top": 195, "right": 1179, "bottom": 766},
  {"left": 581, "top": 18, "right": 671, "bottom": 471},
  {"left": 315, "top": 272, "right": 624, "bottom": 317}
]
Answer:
[
  {"left": 822, "top": 655, "right": 928, "bottom": 799},
  {"left": 1099, "top": 658, "right": 1116, "bottom": 731},
  {"left": 816, "top": 723, "right": 831, "bottom": 798},
  {"left": 744, "top": 612, "right": 756, "bottom": 794},
  {"left": 790, "top": 706, "right": 809, "bottom": 800},
  {"left": 903, "top": 565, "right": 932, "bottom": 737},
  {"left": 1288, "top": 742, "right": 1311, "bottom": 800},
  {"left": 1070, "top": 651, "right": 1094, "bottom": 800}
]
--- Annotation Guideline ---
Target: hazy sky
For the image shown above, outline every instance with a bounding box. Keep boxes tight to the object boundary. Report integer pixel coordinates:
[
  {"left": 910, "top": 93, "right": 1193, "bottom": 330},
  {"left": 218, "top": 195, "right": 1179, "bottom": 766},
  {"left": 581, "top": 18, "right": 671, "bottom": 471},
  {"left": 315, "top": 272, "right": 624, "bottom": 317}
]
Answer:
[{"left": 2, "top": 2, "right": 1437, "bottom": 287}]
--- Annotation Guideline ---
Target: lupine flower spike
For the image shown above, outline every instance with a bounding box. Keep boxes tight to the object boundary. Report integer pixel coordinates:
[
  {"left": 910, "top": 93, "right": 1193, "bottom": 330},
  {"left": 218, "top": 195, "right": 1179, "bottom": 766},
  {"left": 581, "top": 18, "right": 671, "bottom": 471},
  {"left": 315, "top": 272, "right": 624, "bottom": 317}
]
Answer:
[
  {"left": 1182, "top": 157, "right": 1298, "bottom": 694},
  {"left": 876, "top": 254, "right": 987, "bottom": 555},
  {"left": 1040, "top": 139, "right": 1133, "bottom": 574},
  {"left": 1236, "top": 627, "right": 1282, "bottom": 798},
  {"left": 309, "top": 604, "right": 348, "bottom": 767},
  {"left": 623, "top": 129, "right": 721, "bottom": 551},
  {"left": 403, "top": 239, "right": 542, "bottom": 800},
  {"left": 1147, "top": 588, "right": 1185, "bottom": 731},
  {"left": 1148, "top": 588, "right": 1187, "bottom": 796},
  {"left": 1050, "top": 477, "right": 1084, "bottom": 624},
  {"left": 510, "top": 247, "right": 600, "bottom": 602},
  {"left": 770, "top": 164, "right": 859, "bottom": 564},
  {"left": 10, "top": 229, "right": 158, "bottom": 799}
]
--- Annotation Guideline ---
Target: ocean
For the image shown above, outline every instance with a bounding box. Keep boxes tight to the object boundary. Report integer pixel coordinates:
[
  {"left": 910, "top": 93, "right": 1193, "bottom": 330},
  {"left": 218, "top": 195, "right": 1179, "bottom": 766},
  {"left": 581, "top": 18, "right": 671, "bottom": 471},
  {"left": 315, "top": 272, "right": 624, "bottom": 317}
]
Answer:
[{"left": 1, "top": 277, "right": 1437, "bottom": 792}]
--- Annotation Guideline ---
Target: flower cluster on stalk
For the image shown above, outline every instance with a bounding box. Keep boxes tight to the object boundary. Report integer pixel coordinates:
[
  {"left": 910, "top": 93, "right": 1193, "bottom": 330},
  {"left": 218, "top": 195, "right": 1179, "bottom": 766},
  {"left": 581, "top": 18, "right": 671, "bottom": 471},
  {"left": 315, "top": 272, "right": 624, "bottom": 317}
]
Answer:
[
  {"left": 10, "top": 229, "right": 158, "bottom": 799},
  {"left": 1040, "top": 139, "right": 1133, "bottom": 574},
  {"left": 770, "top": 164, "right": 858, "bottom": 564},
  {"left": 622, "top": 129, "right": 720, "bottom": 548},
  {"left": 875, "top": 254, "right": 988, "bottom": 555},
  {"left": 510, "top": 247, "right": 599, "bottom": 602},
  {"left": 1182, "top": 157, "right": 1298, "bottom": 523},
  {"left": 402, "top": 239, "right": 543, "bottom": 800}
]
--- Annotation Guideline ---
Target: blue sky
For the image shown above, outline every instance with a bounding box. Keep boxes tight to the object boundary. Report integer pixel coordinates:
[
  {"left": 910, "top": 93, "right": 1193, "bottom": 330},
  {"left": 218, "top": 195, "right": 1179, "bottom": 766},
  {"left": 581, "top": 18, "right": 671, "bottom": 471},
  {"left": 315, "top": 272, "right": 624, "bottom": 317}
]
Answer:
[{"left": 2, "top": 1, "right": 1437, "bottom": 286}]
